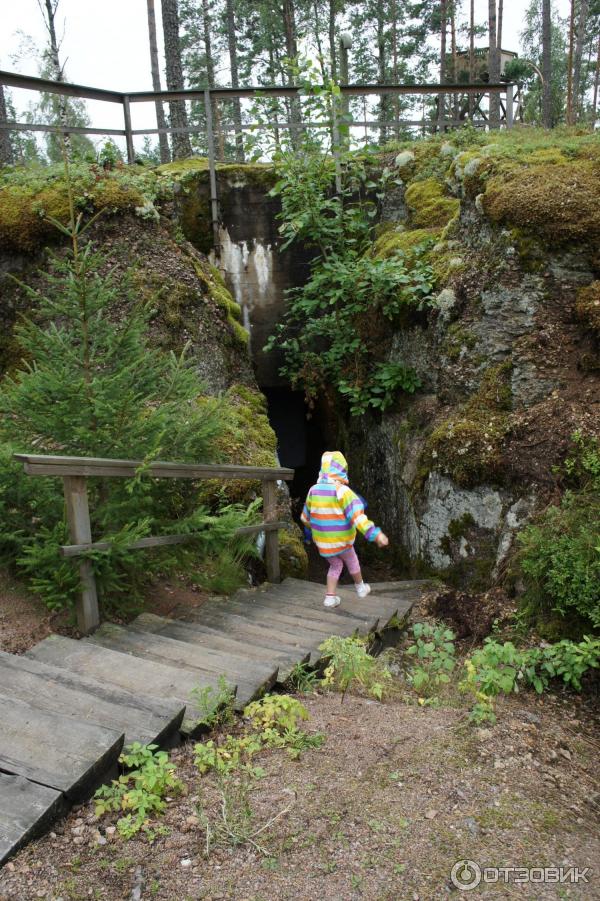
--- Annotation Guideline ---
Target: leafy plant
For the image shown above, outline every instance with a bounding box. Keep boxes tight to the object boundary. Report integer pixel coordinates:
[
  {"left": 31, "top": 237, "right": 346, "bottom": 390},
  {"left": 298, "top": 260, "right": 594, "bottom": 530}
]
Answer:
[
  {"left": 94, "top": 743, "right": 183, "bottom": 839},
  {"left": 319, "top": 635, "right": 393, "bottom": 701},
  {"left": 244, "top": 694, "right": 324, "bottom": 759},
  {"left": 285, "top": 661, "right": 319, "bottom": 694},
  {"left": 189, "top": 676, "right": 236, "bottom": 731},
  {"left": 405, "top": 622, "right": 456, "bottom": 695}
]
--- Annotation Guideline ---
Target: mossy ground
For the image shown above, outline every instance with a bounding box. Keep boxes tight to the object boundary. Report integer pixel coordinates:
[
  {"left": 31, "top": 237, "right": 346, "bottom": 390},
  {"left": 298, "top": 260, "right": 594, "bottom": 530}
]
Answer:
[{"left": 576, "top": 281, "right": 600, "bottom": 336}]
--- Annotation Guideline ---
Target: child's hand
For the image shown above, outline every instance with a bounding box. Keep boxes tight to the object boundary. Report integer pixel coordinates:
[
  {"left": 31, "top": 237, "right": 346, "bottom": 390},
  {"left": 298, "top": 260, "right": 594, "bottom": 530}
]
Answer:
[{"left": 376, "top": 532, "right": 389, "bottom": 548}]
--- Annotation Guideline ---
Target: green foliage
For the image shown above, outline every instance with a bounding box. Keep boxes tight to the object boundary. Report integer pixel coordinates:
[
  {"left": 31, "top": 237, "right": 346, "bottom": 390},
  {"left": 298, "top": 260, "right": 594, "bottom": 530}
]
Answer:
[
  {"left": 319, "top": 635, "right": 393, "bottom": 701},
  {"left": 94, "top": 743, "right": 183, "bottom": 840},
  {"left": 460, "top": 636, "right": 600, "bottom": 723},
  {"left": 405, "top": 622, "right": 456, "bottom": 695},
  {"left": 0, "top": 165, "right": 257, "bottom": 613},
  {"left": 262, "top": 78, "right": 433, "bottom": 416},
  {"left": 285, "top": 661, "right": 319, "bottom": 694},
  {"left": 189, "top": 676, "right": 236, "bottom": 731},
  {"left": 518, "top": 432, "right": 600, "bottom": 631}
]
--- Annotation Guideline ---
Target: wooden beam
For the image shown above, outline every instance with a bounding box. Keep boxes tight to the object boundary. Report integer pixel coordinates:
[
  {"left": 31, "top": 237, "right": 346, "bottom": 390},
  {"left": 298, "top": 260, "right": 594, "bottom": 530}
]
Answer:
[
  {"left": 122, "top": 95, "right": 135, "bottom": 163},
  {"left": 14, "top": 454, "right": 294, "bottom": 482},
  {"left": 59, "top": 521, "right": 288, "bottom": 558},
  {"left": 262, "top": 480, "right": 280, "bottom": 584},
  {"left": 62, "top": 476, "right": 99, "bottom": 635}
]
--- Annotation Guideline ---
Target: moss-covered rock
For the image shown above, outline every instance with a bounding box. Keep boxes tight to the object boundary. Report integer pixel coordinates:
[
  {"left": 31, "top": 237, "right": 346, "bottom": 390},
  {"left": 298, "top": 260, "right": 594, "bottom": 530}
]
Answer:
[
  {"left": 279, "top": 526, "right": 309, "bottom": 579},
  {"left": 576, "top": 281, "right": 600, "bottom": 336},
  {"left": 405, "top": 178, "right": 459, "bottom": 229},
  {"left": 191, "top": 257, "right": 248, "bottom": 349},
  {"left": 482, "top": 161, "right": 600, "bottom": 247},
  {"left": 371, "top": 226, "right": 439, "bottom": 261}
]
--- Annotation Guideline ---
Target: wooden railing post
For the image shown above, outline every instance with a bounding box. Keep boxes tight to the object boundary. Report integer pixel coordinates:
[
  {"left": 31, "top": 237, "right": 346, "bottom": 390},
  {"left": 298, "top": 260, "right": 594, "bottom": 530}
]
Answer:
[
  {"left": 123, "top": 94, "right": 135, "bottom": 163},
  {"left": 505, "top": 83, "right": 514, "bottom": 128},
  {"left": 261, "top": 479, "right": 280, "bottom": 584},
  {"left": 63, "top": 476, "right": 99, "bottom": 634},
  {"left": 204, "top": 88, "right": 220, "bottom": 253}
]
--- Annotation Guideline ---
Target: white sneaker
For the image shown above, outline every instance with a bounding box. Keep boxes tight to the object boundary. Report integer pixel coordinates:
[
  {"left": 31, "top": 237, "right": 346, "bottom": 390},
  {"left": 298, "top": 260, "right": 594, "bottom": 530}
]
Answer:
[
  {"left": 324, "top": 595, "right": 341, "bottom": 608},
  {"left": 356, "top": 583, "right": 371, "bottom": 599}
]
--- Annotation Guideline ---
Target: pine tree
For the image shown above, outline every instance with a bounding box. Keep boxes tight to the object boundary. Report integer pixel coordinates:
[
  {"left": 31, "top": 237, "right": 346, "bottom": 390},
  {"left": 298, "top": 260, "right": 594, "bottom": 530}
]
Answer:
[
  {"left": 488, "top": 0, "right": 501, "bottom": 127},
  {"left": 162, "top": 0, "right": 193, "bottom": 159},
  {"left": 542, "top": 0, "right": 553, "bottom": 127},
  {"left": 146, "top": 0, "right": 171, "bottom": 164}
]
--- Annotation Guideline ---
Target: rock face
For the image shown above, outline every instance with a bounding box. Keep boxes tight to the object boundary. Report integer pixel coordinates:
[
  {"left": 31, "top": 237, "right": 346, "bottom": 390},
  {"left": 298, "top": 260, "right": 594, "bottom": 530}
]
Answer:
[{"left": 340, "top": 137, "right": 600, "bottom": 587}]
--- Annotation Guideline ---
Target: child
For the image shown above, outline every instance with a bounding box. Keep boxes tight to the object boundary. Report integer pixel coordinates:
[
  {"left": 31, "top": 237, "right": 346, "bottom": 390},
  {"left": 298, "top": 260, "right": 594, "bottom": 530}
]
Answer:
[{"left": 301, "top": 451, "right": 389, "bottom": 608}]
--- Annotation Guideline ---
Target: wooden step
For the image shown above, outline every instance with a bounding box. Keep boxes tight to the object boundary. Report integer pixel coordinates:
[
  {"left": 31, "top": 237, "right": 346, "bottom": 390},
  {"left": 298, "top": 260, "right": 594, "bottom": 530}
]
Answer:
[
  {"left": 0, "top": 773, "right": 65, "bottom": 866},
  {"left": 87, "top": 623, "right": 278, "bottom": 706},
  {"left": 27, "top": 634, "right": 213, "bottom": 736},
  {"left": 0, "top": 693, "right": 123, "bottom": 802},
  {"left": 0, "top": 651, "right": 184, "bottom": 749},
  {"left": 228, "top": 585, "right": 381, "bottom": 630},
  {"left": 184, "top": 609, "right": 323, "bottom": 664},
  {"left": 201, "top": 597, "right": 361, "bottom": 642},
  {"left": 132, "top": 613, "right": 310, "bottom": 681},
  {"left": 280, "top": 577, "right": 411, "bottom": 625}
]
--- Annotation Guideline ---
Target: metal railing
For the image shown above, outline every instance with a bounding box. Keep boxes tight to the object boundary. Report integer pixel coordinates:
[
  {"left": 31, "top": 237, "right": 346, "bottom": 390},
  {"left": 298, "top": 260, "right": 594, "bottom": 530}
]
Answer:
[{"left": 14, "top": 453, "right": 294, "bottom": 634}]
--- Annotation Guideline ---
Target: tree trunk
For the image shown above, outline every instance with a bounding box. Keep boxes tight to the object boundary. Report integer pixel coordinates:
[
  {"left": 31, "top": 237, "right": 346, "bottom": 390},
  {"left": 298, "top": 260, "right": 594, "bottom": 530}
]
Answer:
[
  {"left": 225, "top": 0, "right": 245, "bottom": 162},
  {"left": 391, "top": 0, "right": 400, "bottom": 136},
  {"left": 146, "top": 0, "right": 170, "bottom": 163},
  {"left": 497, "top": 0, "right": 503, "bottom": 51},
  {"left": 161, "top": 0, "right": 192, "bottom": 159},
  {"left": 40, "top": 0, "right": 71, "bottom": 154},
  {"left": 566, "top": 0, "right": 575, "bottom": 124},
  {"left": 377, "top": 0, "right": 388, "bottom": 144},
  {"left": 201, "top": 0, "right": 224, "bottom": 160},
  {"left": 572, "top": 0, "right": 590, "bottom": 121},
  {"left": 541, "top": 0, "right": 553, "bottom": 128},
  {"left": 283, "top": 0, "right": 301, "bottom": 146},
  {"left": 0, "top": 83, "right": 14, "bottom": 166},
  {"left": 451, "top": 2, "right": 458, "bottom": 125},
  {"left": 488, "top": 0, "right": 500, "bottom": 128},
  {"left": 469, "top": 0, "right": 475, "bottom": 119},
  {"left": 438, "top": 0, "right": 447, "bottom": 132},
  {"left": 267, "top": 35, "right": 281, "bottom": 151},
  {"left": 593, "top": 31, "right": 600, "bottom": 123},
  {"left": 328, "top": 0, "right": 338, "bottom": 81}
]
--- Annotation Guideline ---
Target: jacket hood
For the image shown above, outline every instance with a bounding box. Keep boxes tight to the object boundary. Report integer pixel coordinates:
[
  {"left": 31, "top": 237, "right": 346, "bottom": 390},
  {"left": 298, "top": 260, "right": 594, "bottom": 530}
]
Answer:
[{"left": 318, "top": 451, "right": 349, "bottom": 484}]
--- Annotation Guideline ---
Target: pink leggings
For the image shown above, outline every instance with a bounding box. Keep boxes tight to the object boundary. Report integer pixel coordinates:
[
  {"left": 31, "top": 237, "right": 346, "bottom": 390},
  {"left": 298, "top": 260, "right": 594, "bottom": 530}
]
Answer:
[{"left": 327, "top": 547, "right": 361, "bottom": 580}]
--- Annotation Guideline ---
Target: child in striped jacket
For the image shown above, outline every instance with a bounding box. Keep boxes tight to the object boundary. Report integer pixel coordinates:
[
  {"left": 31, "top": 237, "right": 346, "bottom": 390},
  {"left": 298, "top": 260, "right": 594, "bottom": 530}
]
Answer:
[{"left": 301, "top": 451, "right": 389, "bottom": 608}]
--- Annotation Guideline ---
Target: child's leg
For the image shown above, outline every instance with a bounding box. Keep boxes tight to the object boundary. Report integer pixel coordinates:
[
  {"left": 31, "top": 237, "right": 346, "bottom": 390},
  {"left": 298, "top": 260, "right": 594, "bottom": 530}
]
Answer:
[
  {"left": 341, "top": 547, "right": 371, "bottom": 598},
  {"left": 326, "top": 554, "right": 344, "bottom": 596}
]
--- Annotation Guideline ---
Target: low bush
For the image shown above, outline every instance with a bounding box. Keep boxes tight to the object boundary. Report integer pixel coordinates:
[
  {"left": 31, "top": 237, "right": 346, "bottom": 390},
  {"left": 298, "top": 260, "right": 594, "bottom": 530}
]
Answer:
[{"left": 319, "top": 635, "right": 393, "bottom": 700}]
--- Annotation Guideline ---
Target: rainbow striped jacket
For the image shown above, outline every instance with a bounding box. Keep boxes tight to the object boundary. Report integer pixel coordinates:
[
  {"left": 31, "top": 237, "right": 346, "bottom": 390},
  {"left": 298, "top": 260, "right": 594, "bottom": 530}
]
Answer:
[{"left": 301, "top": 452, "right": 381, "bottom": 558}]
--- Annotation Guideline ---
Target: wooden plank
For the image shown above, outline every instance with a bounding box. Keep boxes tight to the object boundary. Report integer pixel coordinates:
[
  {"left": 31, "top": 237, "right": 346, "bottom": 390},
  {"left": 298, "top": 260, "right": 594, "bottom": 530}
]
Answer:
[
  {"left": 87, "top": 622, "right": 278, "bottom": 700},
  {"left": 0, "top": 774, "right": 65, "bottom": 867},
  {"left": 0, "top": 694, "right": 123, "bottom": 801},
  {"left": 14, "top": 454, "right": 294, "bottom": 481},
  {"left": 229, "top": 585, "right": 381, "bottom": 631},
  {"left": 184, "top": 610, "right": 323, "bottom": 663},
  {"left": 26, "top": 634, "right": 221, "bottom": 734},
  {"left": 63, "top": 475, "right": 99, "bottom": 634},
  {"left": 175, "top": 613, "right": 317, "bottom": 663},
  {"left": 0, "top": 650, "right": 184, "bottom": 748},
  {"left": 262, "top": 480, "right": 280, "bottom": 583},
  {"left": 132, "top": 613, "right": 310, "bottom": 680},
  {"left": 59, "top": 521, "right": 287, "bottom": 558},
  {"left": 204, "top": 597, "right": 362, "bottom": 640},
  {"left": 280, "top": 578, "right": 413, "bottom": 626}
]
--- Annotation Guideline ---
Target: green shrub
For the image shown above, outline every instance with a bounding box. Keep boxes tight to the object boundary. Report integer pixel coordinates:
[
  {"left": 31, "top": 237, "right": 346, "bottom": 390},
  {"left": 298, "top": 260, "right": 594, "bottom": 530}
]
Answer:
[
  {"left": 518, "top": 433, "right": 600, "bottom": 631},
  {"left": 405, "top": 622, "right": 456, "bottom": 695},
  {"left": 319, "top": 635, "right": 393, "bottom": 700}
]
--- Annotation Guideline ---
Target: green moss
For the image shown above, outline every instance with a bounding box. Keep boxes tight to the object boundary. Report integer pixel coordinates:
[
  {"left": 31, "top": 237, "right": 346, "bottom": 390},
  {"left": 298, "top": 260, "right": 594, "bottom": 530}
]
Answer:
[
  {"left": 443, "top": 324, "right": 477, "bottom": 361},
  {"left": 191, "top": 257, "right": 248, "bottom": 349},
  {"left": 576, "top": 281, "right": 600, "bottom": 336},
  {"left": 279, "top": 527, "right": 309, "bottom": 579},
  {"left": 483, "top": 161, "right": 600, "bottom": 247},
  {"left": 177, "top": 191, "right": 213, "bottom": 254},
  {"left": 405, "top": 178, "right": 459, "bottom": 229},
  {"left": 155, "top": 158, "right": 209, "bottom": 176},
  {"left": 217, "top": 162, "right": 276, "bottom": 189},
  {"left": 420, "top": 362, "right": 512, "bottom": 488},
  {"left": 447, "top": 512, "right": 476, "bottom": 540},
  {"left": 371, "top": 227, "right": 439, "bottom": 261}
]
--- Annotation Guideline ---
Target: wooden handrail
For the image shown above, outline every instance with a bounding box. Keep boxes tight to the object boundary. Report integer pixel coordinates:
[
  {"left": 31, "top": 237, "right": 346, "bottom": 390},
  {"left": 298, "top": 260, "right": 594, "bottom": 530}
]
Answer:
[{"left": 14, "top": 453, "right": 293, "bottom": 634}]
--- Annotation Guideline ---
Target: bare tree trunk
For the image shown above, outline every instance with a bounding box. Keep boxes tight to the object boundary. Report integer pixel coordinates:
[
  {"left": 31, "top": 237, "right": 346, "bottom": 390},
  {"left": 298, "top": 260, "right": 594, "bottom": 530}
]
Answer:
[
  {"left": 161, "top": 0, "right": 192, "bottom": 159},
  {"left": 146, "top": 0, "right": 170, "bottom": 163},
  {"left": 566, "top": 0, "right": 575, "bottom": 124},
  {"left": 267, "top": 35, "right": 281, "bottom": 151},
  {"left": 391, "top": 0, "right": 400, "bottom": 137},
  {"left": 376, "top": 0, "right": 388, "bottom": 144},
  {"left": 497, "top": 0, "right": 503, "bottom": 52},
  {"left": 328, "top": 0, "right": 338, "bottom": 81},
  {"left": 283, "top": 0, "right": 301, "bottom": 146},
  {"left": 438, "top": 0, "right": 447, "bottom": 132},
  {"left": 38, "top": 0, "right": 71, "bottom": 154},
  {"left": 593, "top": 31, "right": 600, "bottom": 123},
  {"left": 224, "top": 0, "right": 245, "bottom": 162},
  {"left": 469, "top": 0, "right": 475, "bottom": 119},
  {"left": 542, "top": 0, "right": 553, "bottom": 128},
  {"left": 451, "top": 2, "right": 458, "bottom": 125},
  {"left": 488, "top": 0, "right": 500, "bottom": 128},
  {"left": 201, "top": 0, "right": 224, "bottom": 160},
  {"left": 0, "top": 83, "right": 14, "bottom": 166},
  {"left": 572, "top": 0, "right": 590, "bottom": 122}
]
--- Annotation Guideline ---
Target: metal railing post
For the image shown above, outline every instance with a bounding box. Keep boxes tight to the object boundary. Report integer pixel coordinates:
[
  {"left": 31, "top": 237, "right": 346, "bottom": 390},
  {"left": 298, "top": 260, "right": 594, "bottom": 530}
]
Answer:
[
  {"left": 204, "top": 88, "right": 221, "bottom": 254},
  {"left": 122, "top": 95, "right": 135, "bottom": 163}
]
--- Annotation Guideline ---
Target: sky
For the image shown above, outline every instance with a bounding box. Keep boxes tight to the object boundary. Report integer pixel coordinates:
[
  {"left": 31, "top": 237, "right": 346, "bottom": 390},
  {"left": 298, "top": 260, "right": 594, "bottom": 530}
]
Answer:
[{"left": 0, "top": 0, "right": 572, "bottom": 153}]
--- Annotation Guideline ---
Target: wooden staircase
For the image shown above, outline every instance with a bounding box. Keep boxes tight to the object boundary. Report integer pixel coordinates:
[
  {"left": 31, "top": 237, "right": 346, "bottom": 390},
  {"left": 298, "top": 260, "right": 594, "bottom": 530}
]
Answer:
[{"left": 0, "top": 577, "right": 425, "bottom": 865}]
